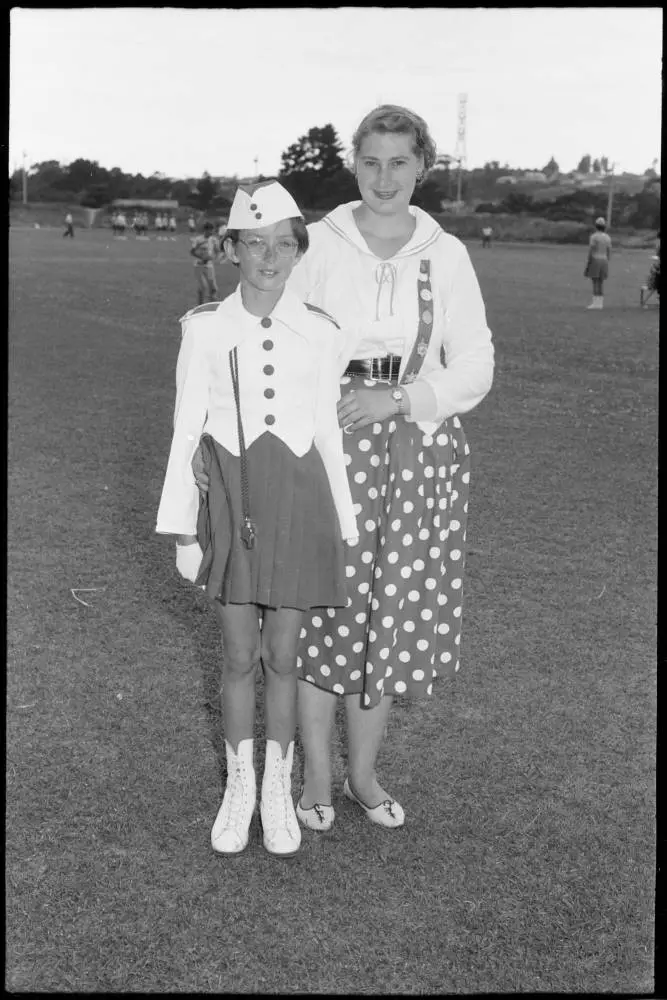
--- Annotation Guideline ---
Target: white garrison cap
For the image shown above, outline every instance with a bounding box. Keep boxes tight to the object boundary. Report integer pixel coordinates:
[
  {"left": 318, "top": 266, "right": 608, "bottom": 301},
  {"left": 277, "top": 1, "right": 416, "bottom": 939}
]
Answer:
[{"left": 227, "top": 181, "right": 303, "bottom": 229}]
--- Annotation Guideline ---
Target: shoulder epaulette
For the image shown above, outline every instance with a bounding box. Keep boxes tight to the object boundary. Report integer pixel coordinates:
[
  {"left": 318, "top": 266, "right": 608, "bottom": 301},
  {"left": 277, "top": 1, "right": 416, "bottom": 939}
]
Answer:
[
  {"left": 179, "top": 302, "right": 220, "bottom": 323},
  {"left": 305, "top": 302, "right": 340, "bottom": 329}
]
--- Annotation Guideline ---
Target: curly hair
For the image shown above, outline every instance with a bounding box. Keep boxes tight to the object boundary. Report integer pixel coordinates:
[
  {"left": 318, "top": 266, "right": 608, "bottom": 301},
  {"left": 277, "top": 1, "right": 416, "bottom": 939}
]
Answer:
[{"left": 351, "top": 104, "right": 438, "bottom": 180}]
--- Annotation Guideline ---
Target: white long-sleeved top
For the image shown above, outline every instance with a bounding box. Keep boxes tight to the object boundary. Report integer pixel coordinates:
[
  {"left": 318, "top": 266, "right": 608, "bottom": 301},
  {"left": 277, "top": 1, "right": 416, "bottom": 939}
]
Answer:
[
  {"left": 287, "top": 201, "right": 495, "bottom": 435},
  {"left": 155, "top": 286, "right": 358, "bottom": 542}
]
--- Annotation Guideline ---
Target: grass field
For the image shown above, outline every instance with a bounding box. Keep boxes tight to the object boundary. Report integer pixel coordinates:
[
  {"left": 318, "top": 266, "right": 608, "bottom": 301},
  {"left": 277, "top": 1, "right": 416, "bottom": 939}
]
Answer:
[{"left": 7, "top": 228, "right": 657, "bottom": 994}]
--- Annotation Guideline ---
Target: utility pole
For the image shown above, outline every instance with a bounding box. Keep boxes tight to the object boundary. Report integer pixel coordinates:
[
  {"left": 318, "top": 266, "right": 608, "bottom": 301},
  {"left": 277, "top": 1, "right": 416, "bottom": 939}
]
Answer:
[
  {"left": 606, "top": 161, "right": 616, "bottom": 229},
  {"left": 22, "top": 150, "right": 28, "bottom": 205},
  {"left": 454, "top": 94, "right": 468, "bottom": 207}
]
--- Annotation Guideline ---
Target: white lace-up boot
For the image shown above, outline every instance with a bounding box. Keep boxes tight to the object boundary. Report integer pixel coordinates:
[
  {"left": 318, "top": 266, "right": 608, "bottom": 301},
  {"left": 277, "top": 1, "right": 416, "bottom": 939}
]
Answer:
[
  {"left": 211, "top": 739, "right": 256, "bottom": 855},
  {"left": 260, "top": 740, "right": 301, "bottom": 857}
]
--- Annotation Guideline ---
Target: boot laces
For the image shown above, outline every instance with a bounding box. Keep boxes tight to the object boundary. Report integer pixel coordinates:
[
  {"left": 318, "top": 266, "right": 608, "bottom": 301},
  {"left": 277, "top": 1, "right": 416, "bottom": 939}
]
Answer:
[
  {"left": 264, "top": 761, "right": 292, "bottom": 833},
  {"left": 223, "top": 759, "right": 250, "bottom": 827}
]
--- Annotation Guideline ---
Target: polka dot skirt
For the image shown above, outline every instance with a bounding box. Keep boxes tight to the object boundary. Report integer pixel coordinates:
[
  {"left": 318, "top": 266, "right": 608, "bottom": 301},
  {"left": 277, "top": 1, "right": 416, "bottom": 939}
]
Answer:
[{"left": 297, "top": 376, "right": 471, "bottom": 709}]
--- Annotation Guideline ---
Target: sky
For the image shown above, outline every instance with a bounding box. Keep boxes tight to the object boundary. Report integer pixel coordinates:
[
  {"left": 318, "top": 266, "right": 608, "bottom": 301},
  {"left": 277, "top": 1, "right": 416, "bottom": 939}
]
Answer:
[{"left": 9, "top": 7, "right": 663, "bottom": 181}]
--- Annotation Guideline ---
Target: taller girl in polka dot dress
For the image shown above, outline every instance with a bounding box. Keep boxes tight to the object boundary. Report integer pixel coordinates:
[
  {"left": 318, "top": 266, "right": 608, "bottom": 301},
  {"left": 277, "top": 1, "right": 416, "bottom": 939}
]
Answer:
[{"left": 286, "top": 105, "right": 495, "bottom": 832}]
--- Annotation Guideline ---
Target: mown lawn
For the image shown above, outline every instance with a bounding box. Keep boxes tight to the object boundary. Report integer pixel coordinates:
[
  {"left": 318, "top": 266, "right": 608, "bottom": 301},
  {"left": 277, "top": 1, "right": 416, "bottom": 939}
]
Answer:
[{"left": 7, "top": 228, "right": 657, "bottom": 994}]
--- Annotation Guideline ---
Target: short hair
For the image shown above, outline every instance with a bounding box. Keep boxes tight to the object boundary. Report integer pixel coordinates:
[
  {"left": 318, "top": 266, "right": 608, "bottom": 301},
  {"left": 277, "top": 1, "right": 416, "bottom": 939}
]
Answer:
[
  {"left": 595, "top": 219, "right": 607, "bottom": 231},
  {"left": 224, "top": 217, "right": 309, "bottom": 267},
  {"left": 351, "top": 104, "right": 438, "bottom": 179}
]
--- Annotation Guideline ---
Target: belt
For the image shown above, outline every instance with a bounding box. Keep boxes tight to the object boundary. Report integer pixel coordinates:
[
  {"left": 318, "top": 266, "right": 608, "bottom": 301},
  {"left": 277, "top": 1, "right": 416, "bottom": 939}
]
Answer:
[{"left": 343, "top": 355, "right": 402, "bottom": 384}]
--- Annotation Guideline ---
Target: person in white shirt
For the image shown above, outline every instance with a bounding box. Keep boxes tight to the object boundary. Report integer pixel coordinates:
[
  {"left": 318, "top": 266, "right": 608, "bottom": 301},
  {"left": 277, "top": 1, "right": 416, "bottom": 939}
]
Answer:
[
  {"left": 190, "top": 222, "right": 221, "bottom": 304},
  {"left": 481, "top": 224, "right": 493, "bottom": 248},
  {"left": 169, "top": 215, "right": 177, "bottom": 235},
  {"left": 283, "top": 104, "right": 495, "bottom": 833},
  {"left": 63, "top": 212, "right": 74, "bottom": 238},
  {"left": 584, "top": 217, "right": 612, "bottom": 309},
  {"left": 188, "top": 215, "right": 196, "bottom": 234},
  {"left": 156, "top": 181, "right": 358, "bottom": 859}
]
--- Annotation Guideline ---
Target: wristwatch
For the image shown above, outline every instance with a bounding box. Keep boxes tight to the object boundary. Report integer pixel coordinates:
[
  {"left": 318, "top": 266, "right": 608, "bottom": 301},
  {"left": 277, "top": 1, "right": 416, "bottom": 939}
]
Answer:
[{"left": 390, "top": 387, "right": 406, "bottom": 414}]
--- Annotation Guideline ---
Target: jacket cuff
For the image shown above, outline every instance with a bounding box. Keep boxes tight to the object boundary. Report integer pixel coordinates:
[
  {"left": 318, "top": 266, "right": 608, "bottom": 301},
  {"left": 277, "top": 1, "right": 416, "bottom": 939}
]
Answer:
[{"left": 402, "top": 380, "right": 439, "bottom": 423}]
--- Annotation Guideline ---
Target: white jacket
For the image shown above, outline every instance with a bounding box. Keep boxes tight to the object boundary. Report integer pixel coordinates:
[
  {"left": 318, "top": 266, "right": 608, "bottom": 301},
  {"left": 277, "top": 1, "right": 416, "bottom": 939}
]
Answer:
[
  {"left": 155, "top": 286, "right": 358, "bottom": 542},
  {"left": 287, "top": 202, "right": 494, "bottom": 435}
]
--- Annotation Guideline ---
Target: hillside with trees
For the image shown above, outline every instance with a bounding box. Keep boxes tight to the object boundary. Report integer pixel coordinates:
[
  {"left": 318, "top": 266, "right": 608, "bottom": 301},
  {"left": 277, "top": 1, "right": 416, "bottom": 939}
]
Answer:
[{"left": 9, "top": 125, "right": 660, "bottom": 234}]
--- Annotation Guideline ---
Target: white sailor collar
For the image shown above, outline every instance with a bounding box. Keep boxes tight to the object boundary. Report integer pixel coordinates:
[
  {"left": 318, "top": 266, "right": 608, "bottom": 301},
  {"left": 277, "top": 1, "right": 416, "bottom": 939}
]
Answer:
[{"left": 320, "top": 201, "right": 443, "bottom": 259}]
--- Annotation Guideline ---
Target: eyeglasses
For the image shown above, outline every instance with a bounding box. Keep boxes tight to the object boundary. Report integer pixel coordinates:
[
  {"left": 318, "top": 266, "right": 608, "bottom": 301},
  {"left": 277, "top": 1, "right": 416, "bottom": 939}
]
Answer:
[{"left": 237, "top": 237, "right": 299, "bottom": 258}]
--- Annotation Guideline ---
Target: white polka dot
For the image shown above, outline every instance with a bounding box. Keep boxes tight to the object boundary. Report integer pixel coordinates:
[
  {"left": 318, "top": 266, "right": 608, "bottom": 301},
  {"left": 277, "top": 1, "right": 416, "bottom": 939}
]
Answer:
[
  {"left": 358, "top": 582, "right": 370, "bottom": 594},
  {"left": 335, "top": 654, "right": 347, "bottom": 666},
  {"left": 355, "top": 612, "right": 366, "bottom": 624},
  {"left": 346, "top": 565, "right": 356, "bottom": 578},
  {"left": 415, "top": 644, "right": 428, "bottom": 656},
  {"left": 354, "top": 471, "right": 367, "bottom": 484},
  {"left": 463, "top": 502, "right": 469, "bottom": 513},
  {"left": 353, "top": 503, "right": 363, "bottom": 516},
  {"left": 451, "top": 491, "right": 459, "bottom": 502},
  {"left": 437, "top": 593, "right": 448, "bottom": 605},
  {"left": 413, "top": 559, "right": 425, "bottom": 571},
  {"left": 417, "top": 485, "right": 425, "bottom": 496},
  {"left": 381, "top": 616, "right": 394, "bottom": 628},
  {"left": 299, "top": 627, "right": 307, "bottom": 639},
  {"left": 439, "top": 530, "right": 448, "bottom": 542},
  {"left": 403, "top": 501, "right": 414, "bottom": 514},
  {"left": 440, "top": 651, "right": 452, "bottom": 664},
  {"left": 417, "top": 451, "right": 424, "bottom": 464},
  {"left": 436, "top": 433, "right": 448, "bottom": 446},
  {"left": 426, "top": 683, "right": 433, "bottom": 695},
  {"left": 361, "top": 550, "right": 373, "bottom": 564},
  {"left": 358, "top": 439, "right": 371, "bottom": 452},
  {"left": 418, "top": 529, "right": 429, "bottom": 541},
  {"left": 429, "top": 547, "right": 440, "bottom": 558},
  {"left": 296, "top": 656, "right": 303, "bottom": 668},
  {"left": 350, "top": 669, "right": 362, "bottom": 680},
  {"left": 453, "top": 606, "right": 462, "bottom": 618},
  {"left": 437, "top": 623, "right": 450, "bottom": 635},
  {"left": 320, "top": 664, "right": 330, "bottom": 676},
  {"left": 401, "top": 533, "right": 413, "bottom": 546},
  {"left": 387, "top": 551, "right": 399, "bottom": 564},
  {"left": 454, "top": 661, "right": 461, "bottom": 672},
  {"left": 391, "top": 518, "right": 402, "bottom": 532},
  {"left": 333, "top": 683, "right": 345, "bottom": 694},
  {"left": 454, "top": 634, "right": 461, "bottom": 645},
  {"left": 425, "top": 578, "right": 437, "bottom": 590},
  {"left": 450, "top": 549, "right": 462, "bottom": 561},
  {"left": 370, "top": 455, "right": 380, "bottom": 467},
  {"left": 379, "top": 648, "right": 390, "bottom": 660},
  {"left": 424, "top": 466, "right": 435, "bottom": 479},
  {"left": 451, "top": 578, "right": 462, "bottom": 590},
  {"left": 423, "top": 435, "right": 434, "bottom": 446},
  {"left": 413, "top": 667, "right": 426, "bottom": 678},
  {"left": 376, "top": 679, "right": 385, "bottom": 691},
  {"left": 380, "top": 484, "right": 387, "bottom": 496},
  {"left": 305, "top": 674, "right": 315, "bottom": 684},
  {"left": 408, "top": 590, "right": 420, "bottom": 602},
  {"left": 324, "top": 636, "right": 333, "bottom": 648},
  {"left": 352, "top": 643, "right": 364, "bottom": 656},
  {"left": 372, "top": 422, "right": 383, "bottom": 435},
  {"left": 374, "top": 566, "right": 383, "bottom": 579},
  {"left": 439, "top": 498, "right": 448, "bottom": 510},
  {"left": 312, "top": 617, "right": 322, "bottom": 628},
  {"left": 384, "top": 583, "right": 397, "bottom": 596},
  {"left": 364, "top": 693, "right": 371, "bottom": 705},
  {"left": 438, "top": 466, "right": 447, "bottom": 478},
  {"left": 395, "top": 488, "right": 402, "bottom": 498},
  {"left": 369, "top": 629, "right": 377, "bottom": 642},
  {"left": 371, "top": 598, "right": 380, "bottom": 610},
  {"left": 338, "top": 625, "right": 350, "bottom": 637},
  {"left": 401, "top": 566, "right": 413, "bottom": 579},
  {"left": 368, "top": 487, "right": 379, "bottom": 500},
  {"left": 327, "top": 608, "right": 336, "bottom": 618},
  {"left": 403, "top": 620, "right": 415, "bottom": 632},
  {"left": 421, "top": 609, "right": 433, "bottom": 621},
  {"left": 344, "top": 453, "right": 352, "bottom": 466},
  {"left": 365, "top": 664, "right": 373, "bottom": 674},
  {"left": 388, "top": 421, "right": 397, "bottom": 433},
  {"left": 461, "top": 471, "right": 470, "bottom": 484},
  {"left": 385, "top": 666, "right": 393, "bottom": 677},
  {"left": 450, "top": 519, "right": 461, "bottom": 531},
  {"left": 394, "top": 681, "right": 407, "bottom": 693},
  {"left": 308, "top": 645, "right": 318, "bottom": 657},
  {"left": 398, "top": 652, "right": 411, "bottom": 663},
  {"left": 401, "top": 469, "right": 413, "bottom": 481}
]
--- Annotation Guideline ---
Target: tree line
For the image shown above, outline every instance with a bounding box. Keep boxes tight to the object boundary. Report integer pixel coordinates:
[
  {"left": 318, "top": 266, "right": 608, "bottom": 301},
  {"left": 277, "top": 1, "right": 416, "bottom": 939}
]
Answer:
[{"left": 9, "top": 124, "right": 660, "bottom": 229}]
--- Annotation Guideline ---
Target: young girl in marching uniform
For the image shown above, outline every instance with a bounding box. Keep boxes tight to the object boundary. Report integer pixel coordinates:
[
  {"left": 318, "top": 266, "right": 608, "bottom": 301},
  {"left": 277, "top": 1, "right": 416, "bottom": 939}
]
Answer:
[{"left": 156, "top": 181, "right": 358, "bottom": 858}]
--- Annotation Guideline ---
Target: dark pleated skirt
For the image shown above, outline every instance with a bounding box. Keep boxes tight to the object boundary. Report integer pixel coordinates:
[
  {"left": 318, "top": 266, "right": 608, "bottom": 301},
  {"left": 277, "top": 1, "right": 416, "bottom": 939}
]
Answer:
[
  {"left": 585, "top": 257, "right": 609, "bottom": 281},
  {"left": 195, "top": 432, "right": 347, "bottom": 611}
]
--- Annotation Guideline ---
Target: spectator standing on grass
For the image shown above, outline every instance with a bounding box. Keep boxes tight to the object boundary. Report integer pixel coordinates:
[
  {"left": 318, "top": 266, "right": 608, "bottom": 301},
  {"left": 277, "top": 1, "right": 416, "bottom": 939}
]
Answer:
[
  {"left": 156, "top": 181, "right": 358, "bottom": 858},
  {"left": 481, "top": 224, "right": 493, "bottom": 248},
  {"left": 63, "top": 212, "right": 74, "bottom": 238},
  {"left": 169, "top": 215, "right": 177, "bottom": 238},
  {"left": 190, "top": 221, "right": 221, "bottom": 304},
  {"left": 279, "top": 104, "right": 494, "bottom": 832},
  {"left": 188, "top": 214, "right": 196, "bottom": 234},
  {"left": 584, "top": 216, "right": 612, "bottom": 310}
]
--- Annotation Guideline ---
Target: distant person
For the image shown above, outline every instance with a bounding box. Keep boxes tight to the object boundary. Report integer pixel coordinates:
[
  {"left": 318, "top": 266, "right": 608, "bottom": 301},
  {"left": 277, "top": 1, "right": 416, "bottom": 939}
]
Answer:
[
  {"left": 116, "top": 213, "right": 127, "bottom": 239},
  {"left": 641, "top": 230, "right": 660, "bottom": 308},
  {"left": 188, "top": 214, "right": 196, "bottom": 234},
  {"left": 155, "top": 181, "right": 357, "bottom": 857},
  {"left": 481, "top": 224, "right": 493, "bottom": 248},
  {"left": 584, "top": 217, "right": 612, "bottom": 309},
  {"left": 155, "top": 214, "right": 165, "bottom": 240},
  {"left": 169, "top": 215, "right": 177, "bottom": 239},
  {"left": 190, "top": 221, "right": 221, "bottom": 304},
  {"left": 63, "top": 212, "right": 74, "bottom": 238},
  {"left": 218, "top": 220, "right": 227, "bottom": 241}
]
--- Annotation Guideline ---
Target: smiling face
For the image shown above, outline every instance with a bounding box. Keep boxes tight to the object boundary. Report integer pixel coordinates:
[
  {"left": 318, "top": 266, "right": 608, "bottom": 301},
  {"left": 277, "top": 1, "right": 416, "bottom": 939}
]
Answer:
[
  {"left": 224, "top": 219, "right": 302, "bottom": 296},
  {"left": 354, "top": 131, "right": 423, "bottom": 216}
]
